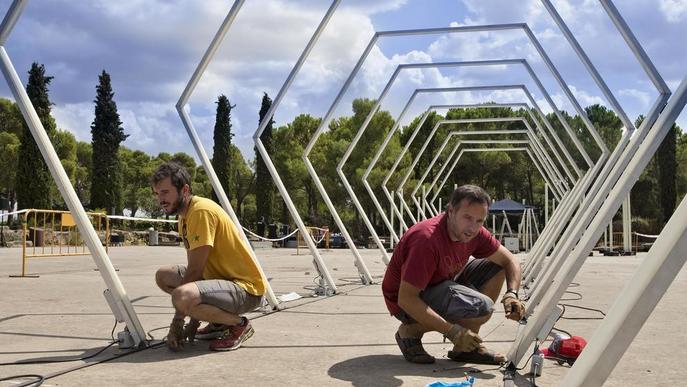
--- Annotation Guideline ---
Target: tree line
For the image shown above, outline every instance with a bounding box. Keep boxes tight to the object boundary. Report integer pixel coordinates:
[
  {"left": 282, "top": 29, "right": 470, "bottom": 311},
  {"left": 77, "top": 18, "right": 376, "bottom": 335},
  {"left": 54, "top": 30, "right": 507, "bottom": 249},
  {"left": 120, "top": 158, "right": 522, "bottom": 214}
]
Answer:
[{"left": 0, "top": 62, "right": 684, "bottom": 240}]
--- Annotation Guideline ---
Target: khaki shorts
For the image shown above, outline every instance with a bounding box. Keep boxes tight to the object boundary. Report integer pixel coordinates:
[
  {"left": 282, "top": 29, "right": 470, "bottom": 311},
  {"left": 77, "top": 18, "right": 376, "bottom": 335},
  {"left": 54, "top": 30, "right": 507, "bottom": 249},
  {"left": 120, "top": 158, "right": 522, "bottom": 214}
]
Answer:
[
  {"left": 176, "top": 265, "right": 264, "bottom": 315},
  {"left": 395, "top": 258, "right": 502, "bottom": 323}
]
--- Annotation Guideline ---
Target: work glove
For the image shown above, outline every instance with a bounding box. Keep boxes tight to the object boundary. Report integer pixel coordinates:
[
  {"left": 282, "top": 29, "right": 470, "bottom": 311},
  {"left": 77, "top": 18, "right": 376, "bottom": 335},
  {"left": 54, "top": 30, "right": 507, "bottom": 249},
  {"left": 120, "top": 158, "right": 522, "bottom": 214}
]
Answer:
[
  {"left": 166, "top": 317, "right": 185, "bottom": 351},
  {"left": 502, "top": 293, "right": 526, "bottom": 321},
  {"left": 444, "top": 324, "right": 482, "bottom": 352},
  {"left": 183, "top": 318, "right": 200, "bottom": 343}
]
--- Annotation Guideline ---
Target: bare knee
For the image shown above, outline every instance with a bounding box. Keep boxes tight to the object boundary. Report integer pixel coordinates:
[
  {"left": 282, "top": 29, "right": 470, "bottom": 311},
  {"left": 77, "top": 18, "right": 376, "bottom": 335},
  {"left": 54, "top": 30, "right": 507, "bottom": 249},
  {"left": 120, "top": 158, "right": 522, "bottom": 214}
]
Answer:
[
  {"left": 171, "top": 284, "right": 200, "bottom": 315},
  {"left": 155, "top": 266, "right": 180, "bottom": 294}
]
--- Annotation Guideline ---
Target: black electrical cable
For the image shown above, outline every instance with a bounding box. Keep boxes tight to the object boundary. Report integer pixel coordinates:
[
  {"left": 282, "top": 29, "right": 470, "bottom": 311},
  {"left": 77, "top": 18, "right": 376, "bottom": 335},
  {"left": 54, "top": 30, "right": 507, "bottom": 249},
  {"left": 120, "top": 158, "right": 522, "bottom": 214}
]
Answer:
[
  {"left": 0, "top": 374, "right": 45, "bottom": 387},
  {"left": 558, "top": 303, "right": 606, "bottom": 320}
]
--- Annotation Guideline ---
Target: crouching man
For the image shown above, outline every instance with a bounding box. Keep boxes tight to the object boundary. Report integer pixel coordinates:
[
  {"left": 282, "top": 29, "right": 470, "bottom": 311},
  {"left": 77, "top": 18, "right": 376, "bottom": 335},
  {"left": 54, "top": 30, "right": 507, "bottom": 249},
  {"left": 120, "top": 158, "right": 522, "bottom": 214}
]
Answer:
[
  {"left": 382, "top": 185, "right": 526, "bottom": 364},
  {"left": 152, "top": 162, "right": 265, "bottom": 351}
]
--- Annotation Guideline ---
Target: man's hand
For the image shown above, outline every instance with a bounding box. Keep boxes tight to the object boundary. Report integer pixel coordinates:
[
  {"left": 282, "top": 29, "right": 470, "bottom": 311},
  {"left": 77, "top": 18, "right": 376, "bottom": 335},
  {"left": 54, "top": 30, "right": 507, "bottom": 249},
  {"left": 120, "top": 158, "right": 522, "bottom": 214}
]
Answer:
[
  {"left": 444, "top": 324, "right": 482, "bottom": 352},
  {"left": 502, "top": 294, "right": 526, "bottom": 321},
  {"left": 166, "top": 317, "right": 185, "bottom": 351},
  {"left": 183, "top": 318, "right": 200, "bottom": 343}
]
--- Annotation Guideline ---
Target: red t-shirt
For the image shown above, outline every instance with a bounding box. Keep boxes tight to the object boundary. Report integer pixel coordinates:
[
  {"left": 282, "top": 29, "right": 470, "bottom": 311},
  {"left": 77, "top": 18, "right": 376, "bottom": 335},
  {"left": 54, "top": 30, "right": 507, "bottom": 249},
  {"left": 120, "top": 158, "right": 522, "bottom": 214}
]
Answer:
[{"left": 382, "top": 212, "right": 500, "bottom": 315}]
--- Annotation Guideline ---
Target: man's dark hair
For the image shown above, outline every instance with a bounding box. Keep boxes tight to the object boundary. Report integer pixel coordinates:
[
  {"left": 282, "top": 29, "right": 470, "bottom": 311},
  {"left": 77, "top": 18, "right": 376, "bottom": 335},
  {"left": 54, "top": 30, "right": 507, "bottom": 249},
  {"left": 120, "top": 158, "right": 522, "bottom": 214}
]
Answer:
[
  {"left": 151, "top": 162, "right": 192, "bottom": 193},
  {"left": 448, "top": 184, "right": 491, "bottom": 210}
]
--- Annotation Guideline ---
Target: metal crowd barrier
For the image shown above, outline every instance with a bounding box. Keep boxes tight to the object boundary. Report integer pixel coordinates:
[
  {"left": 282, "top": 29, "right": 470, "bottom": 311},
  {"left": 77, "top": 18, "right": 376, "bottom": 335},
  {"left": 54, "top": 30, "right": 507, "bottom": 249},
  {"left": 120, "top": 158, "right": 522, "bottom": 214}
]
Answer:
[{"left": 13, "top": 209, "right": 109, "bottom": 277}]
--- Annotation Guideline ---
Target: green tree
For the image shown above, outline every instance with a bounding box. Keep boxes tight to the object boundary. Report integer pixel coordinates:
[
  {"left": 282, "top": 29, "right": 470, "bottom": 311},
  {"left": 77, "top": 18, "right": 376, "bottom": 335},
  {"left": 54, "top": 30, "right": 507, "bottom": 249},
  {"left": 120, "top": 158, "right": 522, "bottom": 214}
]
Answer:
[
  {"left": 229, "top": 145, "right": 255, "bottom": 222},
  {"left": 657, "top": 123, "right": 677, "bottom": 224},
  {"left": 51, "top": 129, "right": 79, "bottom": 208},
  {"left": 15, "top": 63, "right": 57, "bottom": 209},
  {"left": 255, "top": 93, "right": 274, "bottom": 230},
  {"left": 75, "top": 141, "right": 92, "bottom": 205},
  {"left": 119, "top": 147, "right": 153, "bottom": 217},
  {"left": 0, "top": 132, "right": 20, "bottom": 209},
  {"left": 211, "top": 94, "right": 234, "bottom": 203},
  {"left": 0, "top": 98, "right": 23, "bottom": 136},
  {"left": 90, "top": 70, "right": 128, "bottom": 214}
]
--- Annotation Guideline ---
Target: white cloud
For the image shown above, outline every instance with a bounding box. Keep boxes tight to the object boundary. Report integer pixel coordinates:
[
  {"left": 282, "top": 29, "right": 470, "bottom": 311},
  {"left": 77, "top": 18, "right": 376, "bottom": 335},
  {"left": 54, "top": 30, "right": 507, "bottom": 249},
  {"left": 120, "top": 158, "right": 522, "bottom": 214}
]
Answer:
[
  {"left": 659, "top": 0, "right": 687, "bottom": 23},
  {"left": 618, "top": 88, "right": 652, "bottom": 108}
]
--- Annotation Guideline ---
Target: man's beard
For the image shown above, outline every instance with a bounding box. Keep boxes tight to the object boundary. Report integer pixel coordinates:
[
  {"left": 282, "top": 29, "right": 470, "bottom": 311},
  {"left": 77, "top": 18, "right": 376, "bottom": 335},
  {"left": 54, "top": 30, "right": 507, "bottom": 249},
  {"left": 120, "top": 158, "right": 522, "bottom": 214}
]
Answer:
[{"left": 164, "top": 194, "right": 185, "bottom": 215}]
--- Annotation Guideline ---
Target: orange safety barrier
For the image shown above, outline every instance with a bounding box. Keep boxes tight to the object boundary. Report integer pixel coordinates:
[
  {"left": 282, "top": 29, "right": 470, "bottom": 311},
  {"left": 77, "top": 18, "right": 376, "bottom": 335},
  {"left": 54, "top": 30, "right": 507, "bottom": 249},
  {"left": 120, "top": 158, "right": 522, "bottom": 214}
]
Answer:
[{"left": 12, "top": 209, "right": 109, "bottom": 277}]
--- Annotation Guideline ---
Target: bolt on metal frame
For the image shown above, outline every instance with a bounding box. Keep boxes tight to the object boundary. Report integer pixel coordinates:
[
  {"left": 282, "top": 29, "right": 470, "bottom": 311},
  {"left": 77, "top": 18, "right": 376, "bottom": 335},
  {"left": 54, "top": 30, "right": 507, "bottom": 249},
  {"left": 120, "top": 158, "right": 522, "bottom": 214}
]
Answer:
[
  {"left": 507, "top": 0, "right": 673, "bottom": 368},
  {"left": 175, "top": 0, "right": 279, "bottom": 308},
  {"left": 0, "top": 0, "right": 147, "bottom": 345}
]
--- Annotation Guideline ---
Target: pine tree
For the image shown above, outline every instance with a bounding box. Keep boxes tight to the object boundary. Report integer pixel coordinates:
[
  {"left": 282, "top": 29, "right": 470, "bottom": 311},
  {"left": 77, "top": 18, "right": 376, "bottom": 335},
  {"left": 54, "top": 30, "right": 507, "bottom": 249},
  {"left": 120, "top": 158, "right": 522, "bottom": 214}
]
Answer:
[
  {"left": 90, "top": 70, "right": 128, "bottom": 214},
  {"left": 15, "top": 63, "right": 57, "bottom": 209},
  {"left": 211, "top": 94, "right": 234, "bottom": 204},
  {"left": 255, "top": 93, "right": 274, "bottom": 232}
]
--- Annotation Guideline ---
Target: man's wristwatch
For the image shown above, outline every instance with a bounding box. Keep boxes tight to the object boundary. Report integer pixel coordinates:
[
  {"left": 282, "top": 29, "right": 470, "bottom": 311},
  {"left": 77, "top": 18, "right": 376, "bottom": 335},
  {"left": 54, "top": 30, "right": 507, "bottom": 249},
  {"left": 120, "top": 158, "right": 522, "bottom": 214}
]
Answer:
[{"left": 504, "top": 289, "right": 519, "bottom": 299}]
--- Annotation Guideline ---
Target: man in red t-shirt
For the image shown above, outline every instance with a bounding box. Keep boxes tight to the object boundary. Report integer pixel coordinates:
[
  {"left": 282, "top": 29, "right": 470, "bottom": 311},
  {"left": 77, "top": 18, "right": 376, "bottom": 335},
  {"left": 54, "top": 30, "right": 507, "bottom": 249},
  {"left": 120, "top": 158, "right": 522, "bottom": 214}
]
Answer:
[{"left": 382, "top": 185, "right": 525, "bottom": 364}]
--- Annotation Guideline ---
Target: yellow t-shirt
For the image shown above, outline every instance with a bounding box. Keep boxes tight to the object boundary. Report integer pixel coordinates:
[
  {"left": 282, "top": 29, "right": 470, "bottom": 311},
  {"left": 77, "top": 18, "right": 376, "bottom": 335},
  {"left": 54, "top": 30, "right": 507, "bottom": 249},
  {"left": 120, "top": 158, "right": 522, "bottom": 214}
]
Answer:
[{"left": 180, "top": 196, "right": 265, "bottom": 296}]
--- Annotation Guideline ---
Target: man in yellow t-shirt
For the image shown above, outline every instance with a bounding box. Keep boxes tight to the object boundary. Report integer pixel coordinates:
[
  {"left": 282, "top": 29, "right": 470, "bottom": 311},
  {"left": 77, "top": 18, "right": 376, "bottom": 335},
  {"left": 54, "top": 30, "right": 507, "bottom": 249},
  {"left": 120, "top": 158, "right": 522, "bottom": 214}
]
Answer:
[{"left": 152, "top": 162, "right": 266, "bottom": 351}]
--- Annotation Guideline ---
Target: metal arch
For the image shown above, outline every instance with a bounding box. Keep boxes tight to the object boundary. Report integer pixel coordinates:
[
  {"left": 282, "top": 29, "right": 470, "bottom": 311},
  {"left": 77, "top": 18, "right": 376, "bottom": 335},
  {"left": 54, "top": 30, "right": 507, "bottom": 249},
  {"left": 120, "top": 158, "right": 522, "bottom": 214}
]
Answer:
[
  {"left": 332, "top": 20, "right": 618, "bottom": 258},
  {"left": 521, "top": 0, "right": 673, "bottom": 289},
  {"left": 175, "top": 0, "right": 280, "bottom": 309},
  {"left": 378, "top": 83, "right": 591, "bottom": 238},
  {"left": 424, "top": 108, "right": 569, "bottom": 205},
  {"left": 521, "top": 0, "right": 672, "bottom": 287},
  {"left": 412, "top": 118, "right": 566, "bottom": 216},
  {"left": 426, "top": 147, "right": 556, "bottom": 218},
  {"left": 560, "top": 76, "right": 687, "bottom": 386},
  {"left": 370, "top": 58, "right": 590, "bottom": 233},
  {"left": 428, "top": 146, "right": 557, "bottom": 216},
  {"left": 249, "top": 0, "right": 342, "bottom": 294},
  {"left": 408, "top": 132, "right": 561, "bottom": 219},
  {"left": 0, "top": 0, "right": 149, "bottom": 344},
  {"left": 508, "top": 0, "right": 675, "bottom": 364},
  {"left": 425, "top": 117, "right": 567, "bottom": 210},
  {"left": 515, "top": 74, "right": 687, "bottom": 377},
  {"left": 405, "top": 119, "right": 565, "bottom": 219},
  {"left": 385, "top": 101, "right": 575, "bottom": 205}
]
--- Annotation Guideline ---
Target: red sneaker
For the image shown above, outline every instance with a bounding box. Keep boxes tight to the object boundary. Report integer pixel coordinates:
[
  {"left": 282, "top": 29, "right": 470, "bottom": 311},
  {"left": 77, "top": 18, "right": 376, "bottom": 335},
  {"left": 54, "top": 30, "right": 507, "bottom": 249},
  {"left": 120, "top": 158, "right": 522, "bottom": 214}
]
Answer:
[
  {"left": 196, "top": 322, "right": 229, "bottom": 340},
  {"left": 209, "top": 318, "right": 254, "bottom": 351}
]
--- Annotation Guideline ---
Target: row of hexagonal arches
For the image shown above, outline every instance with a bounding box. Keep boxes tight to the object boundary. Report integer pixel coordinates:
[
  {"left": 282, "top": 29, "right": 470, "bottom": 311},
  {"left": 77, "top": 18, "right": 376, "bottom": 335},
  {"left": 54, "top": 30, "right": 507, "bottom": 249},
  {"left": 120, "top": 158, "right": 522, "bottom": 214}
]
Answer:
[{"left": 4, "top": 1, "right": 687, "bottom": 382}]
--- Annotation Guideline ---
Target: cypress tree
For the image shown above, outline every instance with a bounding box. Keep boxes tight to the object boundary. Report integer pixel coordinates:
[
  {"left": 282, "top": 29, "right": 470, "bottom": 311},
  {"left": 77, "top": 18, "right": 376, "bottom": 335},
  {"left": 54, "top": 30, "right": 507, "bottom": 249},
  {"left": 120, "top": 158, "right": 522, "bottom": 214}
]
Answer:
[
  {"left": 211, "top": 94, "right": 234, "bottom": 203},
  {"left": 15, "top": 63, "right": 57, "bottom": 209},
  {"left": 657, "top": 124, "right": 677, "bottom": 225},
  {"left": 90, "top": 70, "right": 128, "bottom": 214},
  {"left": 255, "top": 93, "right": 274, "bottom": 231}
]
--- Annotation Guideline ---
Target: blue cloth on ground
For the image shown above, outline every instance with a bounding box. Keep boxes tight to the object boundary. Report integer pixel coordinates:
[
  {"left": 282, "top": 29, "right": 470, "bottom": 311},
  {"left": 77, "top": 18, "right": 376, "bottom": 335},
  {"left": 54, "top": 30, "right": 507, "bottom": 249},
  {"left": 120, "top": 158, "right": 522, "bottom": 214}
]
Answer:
[{"left": 426, "top": 376, "right": 475, "bottom": 387}]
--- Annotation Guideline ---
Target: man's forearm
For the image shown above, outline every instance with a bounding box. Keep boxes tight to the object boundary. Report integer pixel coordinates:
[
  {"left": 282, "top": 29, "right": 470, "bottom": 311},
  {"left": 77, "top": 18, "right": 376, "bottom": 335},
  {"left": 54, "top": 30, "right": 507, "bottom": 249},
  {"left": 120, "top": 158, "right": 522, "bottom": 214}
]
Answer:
[{"left": 503, "top": 259, "right": 522, "bottom": 293}]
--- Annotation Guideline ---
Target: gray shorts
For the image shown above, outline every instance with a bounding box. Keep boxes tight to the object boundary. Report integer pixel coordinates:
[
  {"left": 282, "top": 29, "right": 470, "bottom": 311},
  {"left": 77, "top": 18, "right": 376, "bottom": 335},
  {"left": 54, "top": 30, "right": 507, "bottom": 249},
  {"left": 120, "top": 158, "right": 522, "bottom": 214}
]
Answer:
[
  {"left": 176, "top": 265, "right": 264, "bottom": 315},
  {"left": 395, "top": 258, "right": 502, "bottom": 323}
]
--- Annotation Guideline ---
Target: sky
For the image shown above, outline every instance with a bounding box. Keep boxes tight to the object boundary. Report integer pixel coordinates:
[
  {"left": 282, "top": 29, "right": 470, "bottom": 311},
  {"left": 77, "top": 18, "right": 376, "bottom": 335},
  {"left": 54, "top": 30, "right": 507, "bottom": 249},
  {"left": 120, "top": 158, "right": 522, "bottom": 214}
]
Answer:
[{"left": 0, "top": 0, "right": 686, "bottom": 162}]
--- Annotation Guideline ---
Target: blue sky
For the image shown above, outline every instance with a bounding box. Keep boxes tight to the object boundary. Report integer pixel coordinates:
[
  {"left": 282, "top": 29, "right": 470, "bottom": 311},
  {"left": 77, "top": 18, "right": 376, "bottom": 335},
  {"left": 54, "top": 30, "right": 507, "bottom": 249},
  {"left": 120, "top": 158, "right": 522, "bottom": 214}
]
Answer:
[{"left": 0, "top": 0, "right": 685, "bottom": 162}]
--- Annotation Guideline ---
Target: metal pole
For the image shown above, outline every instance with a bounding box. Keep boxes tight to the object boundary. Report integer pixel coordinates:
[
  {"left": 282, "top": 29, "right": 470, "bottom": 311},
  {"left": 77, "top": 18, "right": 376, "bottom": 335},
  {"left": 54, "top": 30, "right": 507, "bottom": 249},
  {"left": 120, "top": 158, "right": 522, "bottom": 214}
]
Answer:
[
  {"left": 0, "top": 3, "right": 146, "bottom": 344},
  {"left": 251, "top": 1, "right": 342, "bottom": 294},
  {"left": 175, "top": 0, "right": 279, "bottom": 307},
  {"left": 508, "top": 72, "right": 687, "bottom": 367},
  {"left": 561, "top": 185, "right": 687, "bottom": 386}
]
